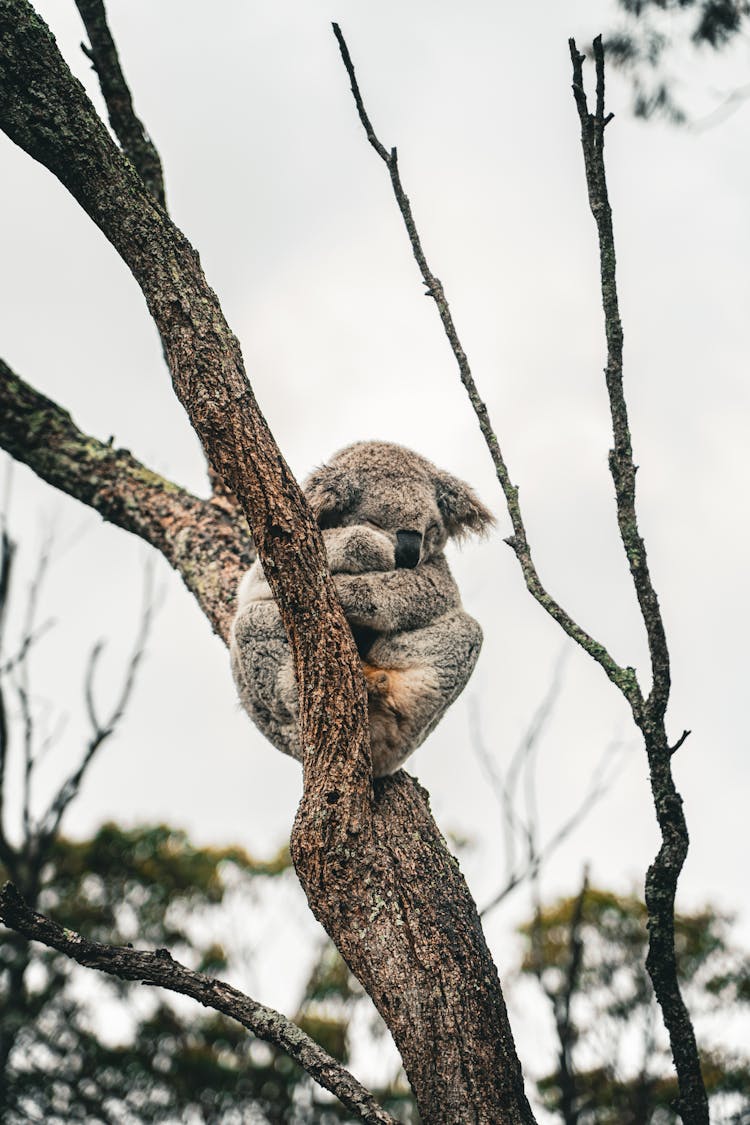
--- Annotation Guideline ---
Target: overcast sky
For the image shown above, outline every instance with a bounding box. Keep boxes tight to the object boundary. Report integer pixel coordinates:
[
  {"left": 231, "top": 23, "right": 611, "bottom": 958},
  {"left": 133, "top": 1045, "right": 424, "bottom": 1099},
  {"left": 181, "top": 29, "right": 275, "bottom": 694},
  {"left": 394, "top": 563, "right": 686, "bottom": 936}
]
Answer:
[{"left": 1, "top": 0, "right": 749, "bottom": 1104}]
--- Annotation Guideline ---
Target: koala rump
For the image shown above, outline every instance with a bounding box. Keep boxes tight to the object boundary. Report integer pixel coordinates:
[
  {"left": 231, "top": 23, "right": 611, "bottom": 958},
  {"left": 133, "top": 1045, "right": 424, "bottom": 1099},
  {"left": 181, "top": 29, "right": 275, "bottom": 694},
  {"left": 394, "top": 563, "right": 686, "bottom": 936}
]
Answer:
[{"left": 230, "top": 441, "right": 493, "bottom": 776}]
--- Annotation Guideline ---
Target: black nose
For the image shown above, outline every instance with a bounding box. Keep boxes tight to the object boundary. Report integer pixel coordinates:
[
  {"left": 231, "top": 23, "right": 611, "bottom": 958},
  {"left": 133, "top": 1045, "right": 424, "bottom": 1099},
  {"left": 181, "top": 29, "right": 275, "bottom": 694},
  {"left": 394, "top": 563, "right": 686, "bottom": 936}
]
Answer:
[{"left": 395, "top": 530, "right": 422, "bottom": 569}]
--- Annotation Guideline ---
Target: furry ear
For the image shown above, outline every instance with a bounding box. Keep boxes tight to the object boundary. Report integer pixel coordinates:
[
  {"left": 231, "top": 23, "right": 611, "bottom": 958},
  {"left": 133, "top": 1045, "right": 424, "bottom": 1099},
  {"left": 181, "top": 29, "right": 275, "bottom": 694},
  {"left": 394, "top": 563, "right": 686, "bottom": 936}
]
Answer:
[
  {"left": 304, "top": 464, "right": 361, "bottom": 528},
  {"left": 435, "top": 472, "right": 495, "bottom": 540}
]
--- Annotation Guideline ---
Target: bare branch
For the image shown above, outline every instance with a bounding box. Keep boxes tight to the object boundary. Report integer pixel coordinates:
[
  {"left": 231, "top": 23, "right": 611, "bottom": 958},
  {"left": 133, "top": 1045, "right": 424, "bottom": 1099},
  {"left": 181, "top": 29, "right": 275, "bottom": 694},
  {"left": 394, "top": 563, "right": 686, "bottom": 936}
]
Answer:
[
  {"left": 74, "top": 0, "right": 165, "bottom": 206},
  {"left": 332, "top": 22, "right": 642, "bottom": 713},
  {"left": 479, "top": 734, "right": 624, "bottom": 919},
  {"left": 0, "top": 882, "right": 400, "bottom": 1125},
  {"left": 569, "top": 38, "right": 708, "bottom": 1125},
  {"left": 37, "top": 564, "right": 156, "bottom": 844},
  {"left": 471, "top": 656, "right": 568, "bottom": 893},
  {"left": 670, "top": 728, "right": 691, "bottom": 756},
  {"left": 570, "top": 37, "right": 670, "bottom": 724}
]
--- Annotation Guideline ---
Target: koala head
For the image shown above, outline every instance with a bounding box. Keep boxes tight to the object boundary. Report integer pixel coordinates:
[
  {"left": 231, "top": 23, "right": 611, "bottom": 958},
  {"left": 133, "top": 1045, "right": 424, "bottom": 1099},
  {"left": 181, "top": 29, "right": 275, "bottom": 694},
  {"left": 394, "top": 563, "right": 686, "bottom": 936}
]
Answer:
[{"left": 304, "top": 441, "right": 494, "bottom": 567}]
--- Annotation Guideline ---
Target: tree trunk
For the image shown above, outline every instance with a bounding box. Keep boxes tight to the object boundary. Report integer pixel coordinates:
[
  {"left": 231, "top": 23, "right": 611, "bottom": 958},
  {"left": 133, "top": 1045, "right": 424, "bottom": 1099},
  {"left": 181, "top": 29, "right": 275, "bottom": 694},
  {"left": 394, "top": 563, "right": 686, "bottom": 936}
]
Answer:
[{"left": 0, "top": 5, "right": 536, "bottom": 1121}]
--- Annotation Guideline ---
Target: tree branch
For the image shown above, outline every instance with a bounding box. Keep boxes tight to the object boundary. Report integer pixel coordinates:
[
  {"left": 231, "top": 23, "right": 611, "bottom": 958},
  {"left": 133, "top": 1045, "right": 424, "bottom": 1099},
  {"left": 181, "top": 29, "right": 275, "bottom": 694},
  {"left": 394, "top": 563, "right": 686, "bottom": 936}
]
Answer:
[
  {"left": 0, "top": 359, "right": 252, "bottom": 641},
  {"left": 568, "top": 37, "right": 708, "bottom": 1125},
  {"left": 74, "top": 0, "right": 165, "bottom": 206},
  {"left": 332, "top": 22, "right": 642, "bottom": 713},
  {"left": 569, "top": 37, "right": 670, "bottom": 724},
  {"left": 0, "top": 881, "right": 400, "bottom": 1125},
  {"left": 36, "top": 567, "right": 155, "bottom": 845}
]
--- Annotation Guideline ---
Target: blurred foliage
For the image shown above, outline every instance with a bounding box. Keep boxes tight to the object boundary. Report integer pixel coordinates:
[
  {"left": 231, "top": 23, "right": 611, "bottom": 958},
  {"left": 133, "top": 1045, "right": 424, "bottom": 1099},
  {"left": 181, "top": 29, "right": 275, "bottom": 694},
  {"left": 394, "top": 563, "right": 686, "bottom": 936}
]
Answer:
[
  {"left": 0, "top": 821, "right": 373, "bottom": 1124},
  {"left": 518, "top": 885, "right": 750, "bottom": 1123},
  {"left": 602, "top": 0, "right": 750, "bottom": 122}
]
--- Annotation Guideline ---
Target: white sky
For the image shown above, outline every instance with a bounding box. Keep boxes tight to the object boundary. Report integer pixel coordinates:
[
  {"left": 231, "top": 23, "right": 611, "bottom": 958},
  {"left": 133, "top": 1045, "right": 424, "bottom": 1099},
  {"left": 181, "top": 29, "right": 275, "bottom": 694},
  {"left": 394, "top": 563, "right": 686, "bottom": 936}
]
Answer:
[{"left": 1, "top": 0, "right": 749, "bottom": 1107}]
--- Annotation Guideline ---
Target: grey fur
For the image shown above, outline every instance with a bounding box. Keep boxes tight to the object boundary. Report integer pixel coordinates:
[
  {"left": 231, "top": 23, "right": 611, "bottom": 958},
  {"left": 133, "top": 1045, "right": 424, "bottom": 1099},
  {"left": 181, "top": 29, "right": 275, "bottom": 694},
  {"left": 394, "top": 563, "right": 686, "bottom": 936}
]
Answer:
[{"left": 230, "top": 441, "right": 493, "bottom": 776}]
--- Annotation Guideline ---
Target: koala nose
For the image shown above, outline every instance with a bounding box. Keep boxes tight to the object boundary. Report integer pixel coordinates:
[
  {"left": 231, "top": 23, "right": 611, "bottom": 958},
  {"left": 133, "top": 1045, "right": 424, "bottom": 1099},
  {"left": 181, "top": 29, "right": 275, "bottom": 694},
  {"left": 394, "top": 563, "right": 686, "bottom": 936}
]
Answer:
[{"left": 395, "top": 529, "right": 422, "bottom": 569}]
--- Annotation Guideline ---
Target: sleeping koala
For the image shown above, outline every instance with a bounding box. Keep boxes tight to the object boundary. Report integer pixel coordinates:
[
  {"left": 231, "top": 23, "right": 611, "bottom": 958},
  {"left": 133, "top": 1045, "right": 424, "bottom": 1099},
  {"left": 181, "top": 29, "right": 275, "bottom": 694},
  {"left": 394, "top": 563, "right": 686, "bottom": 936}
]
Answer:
[{"left": 230, "top": 441, "right": 493, "bottom": 776}]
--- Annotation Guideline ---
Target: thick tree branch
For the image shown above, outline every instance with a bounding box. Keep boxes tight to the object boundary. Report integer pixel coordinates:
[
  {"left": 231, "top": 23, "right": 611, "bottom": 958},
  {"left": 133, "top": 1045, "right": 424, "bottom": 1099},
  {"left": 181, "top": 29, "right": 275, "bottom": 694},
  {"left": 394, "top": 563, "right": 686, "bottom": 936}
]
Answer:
[
  {"left": 0, "top": 359, "right": 251, "bottom": 641},
  {"left": 74, "top": 0, "right": 166, "bottom": 206},
  {"left": 0, "top": 882, "right": 399, "bottom": 1125},
  {"left": 568, "top": 37, "right": 707, "bottom": 1125},
  {"left": 332, "top": 22, "right": 642, "bottom": 714}
]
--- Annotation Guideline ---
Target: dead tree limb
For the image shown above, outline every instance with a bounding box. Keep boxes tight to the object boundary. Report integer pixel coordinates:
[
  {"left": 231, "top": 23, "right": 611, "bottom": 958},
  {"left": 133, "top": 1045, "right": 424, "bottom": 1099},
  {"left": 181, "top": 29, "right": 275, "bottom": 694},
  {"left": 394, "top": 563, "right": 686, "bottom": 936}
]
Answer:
[
  {"left": 569, "top": 37, "right": 707, "bottom": 1125},
  {"left": 0, "top": 882, "right": 400, "bottom": 1125},
  {"left": 0, "top": 6, "right": 535, "bottom": 1120}
]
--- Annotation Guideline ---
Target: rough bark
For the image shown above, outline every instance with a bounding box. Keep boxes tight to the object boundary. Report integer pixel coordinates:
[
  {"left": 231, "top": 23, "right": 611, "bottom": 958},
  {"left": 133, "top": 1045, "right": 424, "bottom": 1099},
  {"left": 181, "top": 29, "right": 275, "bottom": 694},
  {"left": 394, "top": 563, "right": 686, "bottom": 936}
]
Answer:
[
  {"left": 0, "top": 5, "right": 535, "bottom": 1121},
  {"left": 568, "top": 38, "right": 707, "bottom": 1125},
  {"left": 74, "top": 0, "right": 166, "bottom": 206}
]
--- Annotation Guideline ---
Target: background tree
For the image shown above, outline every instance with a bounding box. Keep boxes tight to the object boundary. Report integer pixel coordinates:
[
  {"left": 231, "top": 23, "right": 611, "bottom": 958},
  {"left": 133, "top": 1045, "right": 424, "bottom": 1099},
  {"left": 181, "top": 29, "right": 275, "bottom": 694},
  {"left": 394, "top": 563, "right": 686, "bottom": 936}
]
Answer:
[
  {"left": 603, "top": 0, "right": 750, "bottom": 121},
  {"left": 518, "top": 881, "right": 750, "bottom": 1124}
]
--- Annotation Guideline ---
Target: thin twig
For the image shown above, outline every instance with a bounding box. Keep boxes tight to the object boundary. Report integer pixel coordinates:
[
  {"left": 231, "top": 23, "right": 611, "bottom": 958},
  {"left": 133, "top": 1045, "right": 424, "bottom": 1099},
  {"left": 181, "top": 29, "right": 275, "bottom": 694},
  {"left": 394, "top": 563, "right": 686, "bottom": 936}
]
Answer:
[
  {"left": 0, "top": 882, "right": 399, "bottom": 1125},
  {"left": 332, "top": 22, "right": 641, "bottom": 712},
  {"left": 479, "top": 737, "right": 624, "bottom": 918},
  {"left": 38, "top": 562, "right": 156, "bottom": 844},
  {"left": 74, "top": 0, "right": 165, "bottom": 206},
  {"left": 471, "top": 654, "right": 567, "bottom": 888},
  {"left": 10, "top": 536, "right": 53, "bottom": 841}
]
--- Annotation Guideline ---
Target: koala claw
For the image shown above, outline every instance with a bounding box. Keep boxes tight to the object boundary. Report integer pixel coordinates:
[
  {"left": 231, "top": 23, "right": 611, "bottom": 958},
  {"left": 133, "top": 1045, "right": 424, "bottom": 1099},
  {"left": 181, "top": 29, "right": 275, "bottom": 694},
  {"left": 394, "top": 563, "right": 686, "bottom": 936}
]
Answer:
[{"left": 362, "top": 661, "right": 401, "bottom": 716}]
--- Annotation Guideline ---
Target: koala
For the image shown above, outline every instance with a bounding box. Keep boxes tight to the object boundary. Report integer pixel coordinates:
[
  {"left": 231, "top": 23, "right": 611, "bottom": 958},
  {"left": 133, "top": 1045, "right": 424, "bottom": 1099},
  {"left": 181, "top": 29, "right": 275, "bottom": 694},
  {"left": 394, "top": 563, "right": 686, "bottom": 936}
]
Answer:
[{"left": 230, "top": 441, "right": 493, "bottom": 776}]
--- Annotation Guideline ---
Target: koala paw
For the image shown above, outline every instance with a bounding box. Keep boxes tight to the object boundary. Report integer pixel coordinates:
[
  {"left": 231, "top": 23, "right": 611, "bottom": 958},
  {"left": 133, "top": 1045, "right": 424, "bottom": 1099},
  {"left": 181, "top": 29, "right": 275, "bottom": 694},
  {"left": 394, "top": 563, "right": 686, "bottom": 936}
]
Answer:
[
  {"left": 325, "top": 525, "right": 395, "bottom": 575},
  {"left": 362, "top": 661, "right": 401, "bottom": 716}
]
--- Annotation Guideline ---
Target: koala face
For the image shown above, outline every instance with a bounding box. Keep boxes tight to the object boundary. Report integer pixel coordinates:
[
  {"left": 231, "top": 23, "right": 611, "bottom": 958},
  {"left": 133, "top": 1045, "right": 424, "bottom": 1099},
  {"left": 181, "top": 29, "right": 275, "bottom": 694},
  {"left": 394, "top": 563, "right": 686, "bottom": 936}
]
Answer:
[{"left": 304, "top": 441, "right": 494, "bottom": 567}]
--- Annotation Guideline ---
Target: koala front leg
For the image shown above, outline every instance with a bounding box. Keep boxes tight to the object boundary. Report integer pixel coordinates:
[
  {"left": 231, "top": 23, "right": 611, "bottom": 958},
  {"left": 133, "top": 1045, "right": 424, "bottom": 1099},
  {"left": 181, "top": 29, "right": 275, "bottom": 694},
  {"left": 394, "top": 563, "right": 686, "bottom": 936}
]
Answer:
[
  {"left": 235, "top": 525, "right": 395, "bottom": 607},
  {"left": 334, "top": 555, "right": 461, "bottom": 636},
  {"left": 362, "top": 609, "right": 483, "bottom": 776},
  {"left": 323, "top": 524, "right": 395, "bottom": 575}
]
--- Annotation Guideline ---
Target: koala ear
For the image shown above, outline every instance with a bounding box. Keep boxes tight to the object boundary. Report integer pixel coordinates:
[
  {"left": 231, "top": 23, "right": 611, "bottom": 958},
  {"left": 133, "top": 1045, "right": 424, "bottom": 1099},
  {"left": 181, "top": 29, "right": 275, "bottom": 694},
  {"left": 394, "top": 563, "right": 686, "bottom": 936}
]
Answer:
[
  {"left": 304, "top": 464, "right": 361, "bottom": 528},
  {"left": 435, "top": 472, "right": 495, "bottom": 540}
]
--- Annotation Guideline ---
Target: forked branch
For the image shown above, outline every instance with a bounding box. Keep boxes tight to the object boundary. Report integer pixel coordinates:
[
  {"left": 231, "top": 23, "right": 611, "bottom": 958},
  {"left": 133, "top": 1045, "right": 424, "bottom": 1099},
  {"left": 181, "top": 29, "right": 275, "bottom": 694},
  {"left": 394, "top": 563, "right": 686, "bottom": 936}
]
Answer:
[
  {"left": 332, "top": 22, "right": 641, "bottom": 712},
  {"left": 74, "top": 0, "right": 165, "bottom": 205},
  {"left": 569, "top": 38, "right": 707, "bottom": 1125}
]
